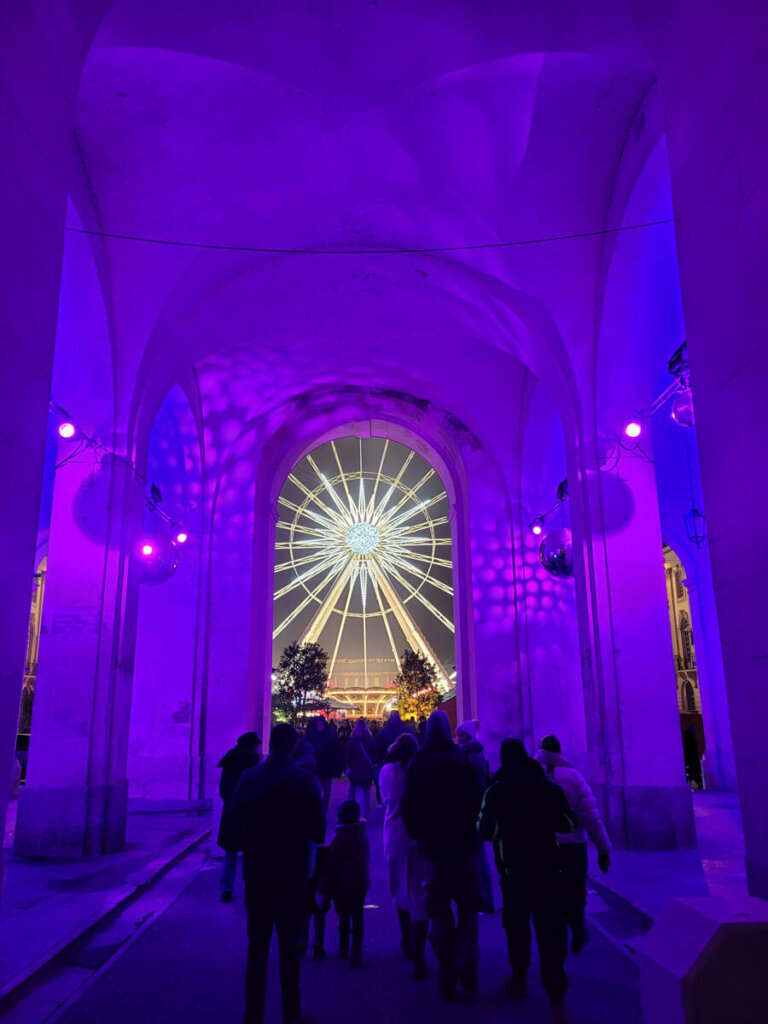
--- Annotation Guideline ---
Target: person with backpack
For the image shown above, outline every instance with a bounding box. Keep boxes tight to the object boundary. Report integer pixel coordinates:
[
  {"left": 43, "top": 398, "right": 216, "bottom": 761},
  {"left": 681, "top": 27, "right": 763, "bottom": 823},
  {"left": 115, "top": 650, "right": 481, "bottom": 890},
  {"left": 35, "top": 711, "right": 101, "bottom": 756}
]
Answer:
[
  {"left": 478, "top": 738, "right": 574, "bottom": 1024},
  {"left": 534, "top": 734, "right": 611, "bottom": 952}
]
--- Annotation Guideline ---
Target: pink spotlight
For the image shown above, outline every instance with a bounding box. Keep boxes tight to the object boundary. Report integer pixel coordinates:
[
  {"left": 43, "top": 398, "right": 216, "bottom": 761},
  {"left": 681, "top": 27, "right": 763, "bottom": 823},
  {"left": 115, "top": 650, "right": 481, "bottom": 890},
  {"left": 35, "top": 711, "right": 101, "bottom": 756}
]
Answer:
[
  {"left": 624, "top": 421, "right": 642, "bottom": 439},
  {"left": 175, "top": 531, "right": 189, "bottom": 545},
  {"left": 530, "top": 518, "right": 544, "bottom": 536},
  {"left": 58, "top": 422, "right": 77, "bottom": 440},
  {"left": 532, "top": 523, "right": 543, "bottom": 536},
  {"left": 141, "top": 543, "right": 154, "bottom": 557}
]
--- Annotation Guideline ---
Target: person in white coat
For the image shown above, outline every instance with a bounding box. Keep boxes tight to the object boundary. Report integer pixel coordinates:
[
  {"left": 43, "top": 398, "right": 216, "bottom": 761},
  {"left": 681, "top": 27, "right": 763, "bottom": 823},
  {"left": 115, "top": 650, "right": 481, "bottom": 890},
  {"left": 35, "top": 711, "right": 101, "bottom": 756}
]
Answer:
[
  {"left": 379, "top": 731, "right": 431, "bottom": 979},
  {"left": 534, "top": 735, "right": 611, "bottom": 952}
]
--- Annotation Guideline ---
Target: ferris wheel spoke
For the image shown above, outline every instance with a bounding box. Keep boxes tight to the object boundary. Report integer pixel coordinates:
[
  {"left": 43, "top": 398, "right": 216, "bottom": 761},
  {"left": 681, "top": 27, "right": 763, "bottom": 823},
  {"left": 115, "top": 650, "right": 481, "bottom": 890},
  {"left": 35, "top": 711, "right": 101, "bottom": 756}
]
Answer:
[
  {"left": 274, "top": 551, "right": 330, "bottom": 574},
  {"left": 374, "top": 468, "right": 435, "bottom": 528},
  {"left": 273, "top": 569, "right": 340, "bottom": 639},
  {"left": 306, "top": 452, "right": 354, "bottom": 522},
  {"left": 331, "top": 441, "right": 358, "bottom": 517},
  {"left": 385, "top": 557, "right": 454, "bottom": 596},
  {"left": 371, "top": 566, "right": 452, "bottom": 687},
  {"left": 276, "top": 521, "right": 335, "bottom": 540},
  {"left": 379, "top": 562, "right": 455, "bottom": 633},
  {"left": 381, "top": 493, "right": 447, "bottom": 533},
  {"left": 368, "top": 566, "right": 403, "bottom": 671},
  {"left": 276, "top": 497, "right": 335, "bottom": 532},
  {"left": 400, "top": 551, "right": 453, "bottom": 570},
  {"left": 366, "top": 440, "right": 390, "bottom": 518},
  {"left": 393, "top": 516, "right": 449, "bottom": 537},
  {"left": 286, "top": 474, "right": 350, "bottom": 529},
  {"left": 301, "top": 558, "right": 356, "bottom": 646},
  {"left": 327, "top": 571, "right": 357, "bottom": 680},
  {"left": 370, "top": 450, "right": 415, "bottom": 524},
  {"left": 274, "top": 552, "right": 348, "bottom": 600}
]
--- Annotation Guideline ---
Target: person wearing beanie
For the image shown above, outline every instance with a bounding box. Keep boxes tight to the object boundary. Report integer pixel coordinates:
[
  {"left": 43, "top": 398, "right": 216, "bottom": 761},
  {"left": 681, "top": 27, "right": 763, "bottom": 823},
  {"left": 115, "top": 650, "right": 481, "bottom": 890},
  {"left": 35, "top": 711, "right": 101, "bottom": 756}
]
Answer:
[
  {"left": 316, "top": 799, "right": 371, "bottom": 968},
  {"left": 534, "top": 734, "right": 611, "bottom": 953},
  {"left": 217, "top": 731, "right": 262, "bottom": 902},
  {"left": 230, "top": 723, "right": 325, "bottom": 1024},
  {"left": 401, "top": 709, "right": 485, "bottom": 1001},
  {"left": 455, "top": 720, "right": 493, "bottom": 913},
  {"left": 478, "top": 738, "right": 574, "bottom": 1024}
]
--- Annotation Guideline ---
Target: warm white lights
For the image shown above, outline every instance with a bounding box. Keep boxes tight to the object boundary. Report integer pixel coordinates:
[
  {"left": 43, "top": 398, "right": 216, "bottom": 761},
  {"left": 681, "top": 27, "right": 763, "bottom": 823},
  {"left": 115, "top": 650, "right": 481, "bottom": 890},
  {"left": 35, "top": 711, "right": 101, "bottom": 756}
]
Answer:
[{"left": 624, "top": 420, "right": 642, "bottom": 438}]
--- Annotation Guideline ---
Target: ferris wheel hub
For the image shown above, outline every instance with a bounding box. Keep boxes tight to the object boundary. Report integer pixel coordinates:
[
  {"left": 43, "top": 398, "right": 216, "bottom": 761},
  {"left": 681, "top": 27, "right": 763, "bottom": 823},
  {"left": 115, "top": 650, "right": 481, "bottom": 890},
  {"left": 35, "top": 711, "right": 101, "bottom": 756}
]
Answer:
[{"left": 346, "top": 521, "right": 380, "bottom": 555}]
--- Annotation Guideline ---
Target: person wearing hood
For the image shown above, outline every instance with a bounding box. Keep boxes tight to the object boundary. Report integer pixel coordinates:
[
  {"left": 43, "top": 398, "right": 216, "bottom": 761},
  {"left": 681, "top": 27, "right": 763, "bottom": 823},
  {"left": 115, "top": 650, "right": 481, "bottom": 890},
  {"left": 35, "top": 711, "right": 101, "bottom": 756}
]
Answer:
[
  {"left": 217, "top": 731, "right": 261, "bottom": 902},
  {"left": 305, "top": 716, "right": 343, "bottom": 811},
  {"left": 376, "top": 709, "right": 410, "bottom": 763},
  {"left": 316, "top": 799, "right": 371, "bottom": 968},
  {"left": 230, "top": 724, "right": 325, "bottom": 1024},
  {"left": 478, "top": 738, "right": 574, "bottom": 1024},
  {"left": 534, "top": 735, "right": 611, "bottom": 953},
  {"left": 456, "top": 720, "right": 495, "bottom": 914},
  {"left": 401, "top": 709, "right": 485, "bottom": 1001}
]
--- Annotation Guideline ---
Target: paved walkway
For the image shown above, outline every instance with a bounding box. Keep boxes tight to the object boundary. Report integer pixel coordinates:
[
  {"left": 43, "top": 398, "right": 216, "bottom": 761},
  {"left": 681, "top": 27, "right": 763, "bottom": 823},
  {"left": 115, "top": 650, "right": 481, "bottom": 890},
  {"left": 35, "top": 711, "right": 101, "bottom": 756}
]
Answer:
[
  {"left": 587, "top": 791, "right": 746, "bottom": 930},
  {"left": 0, "top": 803, "right": 210, "bottom": 1003},
  {"left": 52, "top": 783, "right": 639, "bottom": 1024}
]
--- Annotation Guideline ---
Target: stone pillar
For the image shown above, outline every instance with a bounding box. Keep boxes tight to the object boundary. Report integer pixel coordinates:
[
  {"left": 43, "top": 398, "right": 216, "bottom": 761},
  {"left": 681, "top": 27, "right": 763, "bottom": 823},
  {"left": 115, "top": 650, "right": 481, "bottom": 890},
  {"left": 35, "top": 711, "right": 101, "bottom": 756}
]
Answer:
[
  {"left": 14, "top": 451, "right": 142, "bottom": 856},
  {"left": 569, "top": 435, "right": 695, "bottom": 850},
  {"left": 683, "top": 576, "right": 736, "bottom": 792},
  {"left": 631, "top": 1, "right": 768, "bottom": 894}
]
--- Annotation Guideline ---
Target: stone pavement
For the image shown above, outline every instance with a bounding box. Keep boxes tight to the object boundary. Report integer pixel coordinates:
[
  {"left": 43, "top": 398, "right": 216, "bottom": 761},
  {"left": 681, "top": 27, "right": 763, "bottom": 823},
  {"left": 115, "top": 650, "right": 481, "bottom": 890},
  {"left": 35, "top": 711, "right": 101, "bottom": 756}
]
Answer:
[
  {"left": 0, "top": 800, "right": 210, "bottom": 1008},
  {"left": 0, "top": 785, "right": 749, "bottom": 1020},
  {"left": 586, "top": 790, "right": 746, "bottom": 947},
  {"left": 50, "top": 784, "right": 641, "bottom": 1024}
]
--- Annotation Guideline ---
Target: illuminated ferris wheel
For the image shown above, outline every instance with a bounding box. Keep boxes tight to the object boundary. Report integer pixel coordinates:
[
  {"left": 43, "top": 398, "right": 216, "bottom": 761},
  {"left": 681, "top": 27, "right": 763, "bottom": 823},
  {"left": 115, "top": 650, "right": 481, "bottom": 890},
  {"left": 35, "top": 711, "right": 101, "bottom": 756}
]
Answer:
[{"left": 273, "top": 438, "right": 454, "bottom": 691}]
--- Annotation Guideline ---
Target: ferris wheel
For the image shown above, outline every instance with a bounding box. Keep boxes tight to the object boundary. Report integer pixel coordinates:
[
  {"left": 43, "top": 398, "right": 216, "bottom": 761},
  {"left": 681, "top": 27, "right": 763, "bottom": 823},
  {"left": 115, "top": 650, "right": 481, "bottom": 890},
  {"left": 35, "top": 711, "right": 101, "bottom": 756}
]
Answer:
[{"left": 273, "top": 437, "right": 454, "bottom": 689}]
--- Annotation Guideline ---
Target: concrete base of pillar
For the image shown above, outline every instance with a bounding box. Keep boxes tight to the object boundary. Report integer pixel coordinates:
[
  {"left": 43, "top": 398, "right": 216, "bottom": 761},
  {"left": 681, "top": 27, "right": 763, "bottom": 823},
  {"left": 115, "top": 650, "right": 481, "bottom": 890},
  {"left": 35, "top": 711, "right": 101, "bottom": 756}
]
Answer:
[
  {"left": 14, "top": 779, "right": 129, "bottom": 857},
  {"left": 745, "top": 856, "right": 768, "bottom": 901},
  {"left": 597, "top": 782, "right": 696, "bottom": 850}
]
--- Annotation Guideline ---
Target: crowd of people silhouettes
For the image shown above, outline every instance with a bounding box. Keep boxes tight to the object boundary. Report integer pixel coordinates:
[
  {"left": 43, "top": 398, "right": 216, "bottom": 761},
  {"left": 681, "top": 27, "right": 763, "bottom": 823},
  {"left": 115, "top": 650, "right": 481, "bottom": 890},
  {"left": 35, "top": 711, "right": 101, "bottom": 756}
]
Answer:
[{"left": 217, "top": 707, "right": 611, "bottom": 1024}]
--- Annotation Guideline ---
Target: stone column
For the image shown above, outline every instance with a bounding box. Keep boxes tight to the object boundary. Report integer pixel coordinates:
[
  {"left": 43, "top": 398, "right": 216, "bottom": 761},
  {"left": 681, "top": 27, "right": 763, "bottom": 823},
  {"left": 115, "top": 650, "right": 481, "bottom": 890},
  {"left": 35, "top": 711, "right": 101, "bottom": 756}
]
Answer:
[
  {"left": 14, "top": 451, "right": 143, "bottom": 856},
  {"left": 683, "top": 575, "right": 737, "bottom": 792},
  {"left": 569, "top": 435, "right": 695, "bottom": 850}
]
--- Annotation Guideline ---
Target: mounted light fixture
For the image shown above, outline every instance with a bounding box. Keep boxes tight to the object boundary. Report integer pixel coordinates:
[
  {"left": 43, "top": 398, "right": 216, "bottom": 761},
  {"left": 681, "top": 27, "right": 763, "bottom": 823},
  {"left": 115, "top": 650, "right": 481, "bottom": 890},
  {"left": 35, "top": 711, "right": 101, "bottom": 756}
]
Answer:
[{"left": 58, "top": 421, "right": 77, "bottom": 440}]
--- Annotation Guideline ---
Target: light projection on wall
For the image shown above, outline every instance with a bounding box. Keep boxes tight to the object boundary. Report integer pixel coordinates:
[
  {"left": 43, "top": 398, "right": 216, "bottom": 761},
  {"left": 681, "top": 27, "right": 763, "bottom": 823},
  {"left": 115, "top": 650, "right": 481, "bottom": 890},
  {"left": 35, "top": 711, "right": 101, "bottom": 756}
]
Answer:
[{"left": 273, "top": 437, "right": 454, "bottom": 714}]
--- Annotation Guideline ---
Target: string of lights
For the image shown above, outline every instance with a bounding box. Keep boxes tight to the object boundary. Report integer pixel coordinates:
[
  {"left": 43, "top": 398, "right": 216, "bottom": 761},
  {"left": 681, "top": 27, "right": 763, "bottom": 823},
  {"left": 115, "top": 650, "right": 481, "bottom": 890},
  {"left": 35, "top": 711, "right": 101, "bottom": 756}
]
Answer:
[
  {"left": 49, "top": 399, "right": 189, "bottom": 545},
  {"left": 65, "top": 217, "right": 674, "bottom": 257}
]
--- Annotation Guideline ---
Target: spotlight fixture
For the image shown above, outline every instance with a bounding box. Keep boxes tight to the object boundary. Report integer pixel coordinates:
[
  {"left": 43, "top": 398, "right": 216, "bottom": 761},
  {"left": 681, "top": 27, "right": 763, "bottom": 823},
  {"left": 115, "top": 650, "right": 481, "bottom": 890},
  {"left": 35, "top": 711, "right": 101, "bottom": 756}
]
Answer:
[
  {"left": 623, "top": 421, "right": 642, "bottom": 439},
  {"left": 175, "top": 531, "right": 189, "bottom": 545},
  {"left": 530, "top": 517, "right": 545, "bottom": 536},
  {"left": 58, "top": 421, "right": 77, "bottom": 440},
  {"left": 140, "top": 542, "right": 154, "bottom": 557}
]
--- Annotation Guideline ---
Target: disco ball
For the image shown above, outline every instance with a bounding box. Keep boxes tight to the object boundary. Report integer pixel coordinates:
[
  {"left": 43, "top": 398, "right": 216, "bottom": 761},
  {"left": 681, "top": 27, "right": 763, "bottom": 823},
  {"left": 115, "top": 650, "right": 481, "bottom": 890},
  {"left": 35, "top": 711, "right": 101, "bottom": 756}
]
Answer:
[
  {"left": 139, "top": 533, "right": 180, "bottom": 584},
  {"left": 671, "top": 389, "right": 695, "bottom": 427},
  {"left": 538, "top": 528, "right": 574, "bottom": 579}
]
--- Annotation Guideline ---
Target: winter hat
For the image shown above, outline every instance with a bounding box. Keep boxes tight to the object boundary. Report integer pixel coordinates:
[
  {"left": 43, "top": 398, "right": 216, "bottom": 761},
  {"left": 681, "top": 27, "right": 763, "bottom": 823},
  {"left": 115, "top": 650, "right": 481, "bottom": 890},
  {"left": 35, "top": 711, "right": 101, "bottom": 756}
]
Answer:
[
  {"left": 539, "top": 734, "right": 561, "bottom": 754},
  {"left": 338, "top": 799, "right": 361, "bottom": 825},
  {"left": 237, "top": 731, "right": 262, "bottom": 747},
  {"left": 456, "top": 719, "right": 479, "bottom": 741}
]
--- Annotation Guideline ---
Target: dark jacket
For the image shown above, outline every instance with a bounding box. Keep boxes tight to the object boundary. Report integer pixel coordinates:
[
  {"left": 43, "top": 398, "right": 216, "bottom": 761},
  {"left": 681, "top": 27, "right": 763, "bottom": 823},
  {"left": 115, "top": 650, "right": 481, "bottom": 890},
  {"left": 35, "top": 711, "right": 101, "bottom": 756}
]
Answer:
[
  {"left": 346, "top": 734, "right": 377, "bottom": 785},
  {"left": 230, "top": 753, "right": 325, "bottom": 888},
  {"left": 376, "top": 714, "right": 410, "bottom": 762},
  {"left": 307, "top": 728, "right": 343, "bottom": 779},
  {"left": 294, "top": 738, "right": 318, "bottom": 776},
  {"left": 461, "top": 739, "right": 489, "bottom": 788},
  {"left": 316, "top": 821, "right": 370, "bottom": 899},
  {"left": 217, "top": 745, "right": 260, "bottom": 851},
  {"left": 477, "top": 759, "right": 574, "bottom": 882},
  {"left": 401, "top": 740, "right": 484, "bottom": 862}
]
